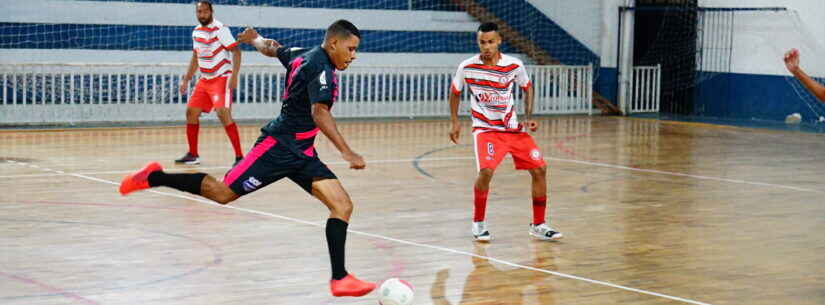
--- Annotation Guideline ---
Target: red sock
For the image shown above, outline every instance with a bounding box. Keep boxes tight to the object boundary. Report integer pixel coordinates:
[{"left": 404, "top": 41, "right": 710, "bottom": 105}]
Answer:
[
  {"left": 532, "top": 196, "right": 547, "bottom": 225},
  {"left": 224, "top": 123, "right": 243, "bottom": 157},
  {"left": 473, "top": 187, "right": 488, "bottom": 222},
  {"left": 186, "top": 123, "right": 199, "bottom": 157}
]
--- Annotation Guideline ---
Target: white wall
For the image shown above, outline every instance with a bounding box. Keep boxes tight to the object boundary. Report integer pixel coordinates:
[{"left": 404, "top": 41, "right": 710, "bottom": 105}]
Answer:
[
  {"left": 699, "top": 0, "right": 825, "bottom": 76},
  {"left": 0, "top": 0, "right": 485, "bottom": 66},
  {"left": 1, "top": 0, "right": 479, "bottom": 32},
  {"left": 699, "top": 0, "right": 825, "bottom": 44},
  {"left": 600, "top": 0, "right": 626, "bottom": 69},
  {"left": 598, "top": 0, "right": 825, "bottom": 75},
  {"left": 525, "top": 0, "right": 602, "bottom": 54}
]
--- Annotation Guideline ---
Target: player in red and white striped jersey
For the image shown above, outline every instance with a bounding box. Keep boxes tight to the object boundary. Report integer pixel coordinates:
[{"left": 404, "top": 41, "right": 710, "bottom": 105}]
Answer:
[
  {"left": 176, "top": 0, "right": 243, "bottom": 166},
  {"left": 449, "top": 22, "right": 562, "bottom": 242}
]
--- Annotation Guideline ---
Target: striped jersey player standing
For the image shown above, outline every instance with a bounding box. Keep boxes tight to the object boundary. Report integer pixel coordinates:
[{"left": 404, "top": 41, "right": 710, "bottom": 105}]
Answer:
[
  {"left": 448, "top": 22, "right": 562, "bottom": 242},
  {"left": 176, "top": 0, "right": 244, "bottom": 165}
]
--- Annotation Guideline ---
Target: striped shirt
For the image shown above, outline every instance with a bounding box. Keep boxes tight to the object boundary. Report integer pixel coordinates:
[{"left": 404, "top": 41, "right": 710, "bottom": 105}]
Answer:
[
  {"left": 451, "top": 54, "right": 532, "bottom": 132},
  {"left": 192, "top": 20, "right": 237, "bottom": 79}
]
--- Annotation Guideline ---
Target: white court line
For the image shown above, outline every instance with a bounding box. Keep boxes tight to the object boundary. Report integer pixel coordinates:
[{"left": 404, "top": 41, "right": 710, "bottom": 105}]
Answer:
[
  {"left": 0, "top": 157, "right": 473, "bottom": 179},
  {"left": 3, "top": 155, "right": 822, "bottom": 193},
  {"left": 15, "top": 161, "right": 713, "bottom": 305},
  {"left": 545, "top": 157, "right": 825, "bottom": 193}
]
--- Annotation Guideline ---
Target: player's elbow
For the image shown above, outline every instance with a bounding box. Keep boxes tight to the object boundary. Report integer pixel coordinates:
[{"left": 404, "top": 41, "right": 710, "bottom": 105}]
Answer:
[
  {"left": 311, "top": 104, "right": 330, "bottom": 123},
  {"left": 816, "top": 89, "right": 825, "bottom": 102}
]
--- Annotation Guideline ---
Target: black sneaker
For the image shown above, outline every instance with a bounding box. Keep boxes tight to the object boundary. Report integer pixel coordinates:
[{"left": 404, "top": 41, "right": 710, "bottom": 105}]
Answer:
[
  {"left": 174, "top": 152, "right": 200, "bottom": 165},
  {"left": 232, "top": 156, "right": 244, "bottom": 168}
]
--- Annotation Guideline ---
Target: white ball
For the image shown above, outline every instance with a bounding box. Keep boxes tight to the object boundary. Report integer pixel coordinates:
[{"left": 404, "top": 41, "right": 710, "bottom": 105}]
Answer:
[
  {"left": 785, "top": 113, "right": 802, "bottom": 124},
  {"left": 377, "top": 278, "right": 414, "bottom": 305}
]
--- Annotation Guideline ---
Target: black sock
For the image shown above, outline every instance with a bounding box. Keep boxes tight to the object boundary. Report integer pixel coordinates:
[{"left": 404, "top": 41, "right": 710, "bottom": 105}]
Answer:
[
  {"left": 326, "top": 218, "right": 349, "bottom": 280},
  {"left": 147, "top": 171, "right": 207, "bottom": 195}
]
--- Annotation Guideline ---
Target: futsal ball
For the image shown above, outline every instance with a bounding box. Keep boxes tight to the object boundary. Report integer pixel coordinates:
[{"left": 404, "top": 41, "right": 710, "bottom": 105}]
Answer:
[
  {"left": 378, "top": 278, "right": 414, "bottom": 305},
  {"left": 785, "top": 112, "right": 802, "bottom": 124}
]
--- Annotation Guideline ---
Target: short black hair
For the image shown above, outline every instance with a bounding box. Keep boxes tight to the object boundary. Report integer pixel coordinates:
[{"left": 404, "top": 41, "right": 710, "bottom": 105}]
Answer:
[
  {"left": 478, "top": 22, "right": 498, "bottom": 33},
  {"left": 196, "top": 0, "right": 213, "bottom": 12},
  {"left": 327, "top": 19, "right": 361, "bottom": 39}
]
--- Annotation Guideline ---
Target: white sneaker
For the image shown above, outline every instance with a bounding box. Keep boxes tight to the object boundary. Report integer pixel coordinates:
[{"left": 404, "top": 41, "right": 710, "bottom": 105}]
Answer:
[
  {"left": 472, "top": 221, "right": 491, "bottom": 242},
  {"left": 529, "top": 223, "right": 563, "bottom": 241}
]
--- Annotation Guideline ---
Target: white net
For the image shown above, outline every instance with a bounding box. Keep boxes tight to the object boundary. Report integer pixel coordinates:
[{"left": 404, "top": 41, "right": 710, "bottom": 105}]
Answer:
[
  {"left": 630, "top": 4, "right": 825, "bottom": 124},
  {"left": 0, "top": 0, "right": 602, "bottom": 124}
]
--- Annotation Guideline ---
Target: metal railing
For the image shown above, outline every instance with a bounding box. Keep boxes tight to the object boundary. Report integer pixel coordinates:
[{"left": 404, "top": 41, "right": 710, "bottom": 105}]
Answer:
[
  {"left": 628, "top": 64, "right": 661, "bottom": 113},
  {"left": 0, "top": 63, "right": 593, "bottom": 124}
]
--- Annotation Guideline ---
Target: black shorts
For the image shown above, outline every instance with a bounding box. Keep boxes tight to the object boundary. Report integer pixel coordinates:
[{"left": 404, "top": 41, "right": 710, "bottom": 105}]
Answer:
[{"left": 222, "top": 134, "right": 336, "bottom": 195}]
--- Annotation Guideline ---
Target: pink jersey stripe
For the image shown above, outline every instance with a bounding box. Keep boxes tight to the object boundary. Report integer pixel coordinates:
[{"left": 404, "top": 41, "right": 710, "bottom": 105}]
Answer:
[
  {"left": 282, "top": 57, "right": 305, "bottom": 100},
  {"left": 295, "top": 128, "right": 320, "bottom": 140},
  {"left": 223, "top": 136, "right": 277, "bottom": 186},
  {"left": 331, "top": 70, "right": 339, "bottom": 103},
  {"left": 303, "top": 145, "right": 315, "bottom": 157}
]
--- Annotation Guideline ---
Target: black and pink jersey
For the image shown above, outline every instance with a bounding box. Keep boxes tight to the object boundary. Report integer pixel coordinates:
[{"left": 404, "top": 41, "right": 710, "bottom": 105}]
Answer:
[{"left": 261, "top": 46, "right": 339, "bottom": 158}]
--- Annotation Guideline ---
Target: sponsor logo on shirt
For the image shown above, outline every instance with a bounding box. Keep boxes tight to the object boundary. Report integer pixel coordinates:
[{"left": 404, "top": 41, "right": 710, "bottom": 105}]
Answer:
[
  {"left": 477, "top": 93, "right": 511, "bottom": 103},
  {"left": 319, "top": 71, "right": 328, "bottom": 90},
  {"left": 242, "top": 176, "right": 262, "bottom": 192}
]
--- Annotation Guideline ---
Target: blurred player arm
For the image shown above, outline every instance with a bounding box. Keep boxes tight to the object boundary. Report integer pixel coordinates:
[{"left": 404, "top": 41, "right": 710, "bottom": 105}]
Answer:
[
  {"left": 448, "top": 66, "right": 464, "bottom": 144},
  {"left": 230, "top": 47, "right": 241, "bottom": 89},
  {"left": 448, "top": 90, "right": 461, "bottom": 144},
  {"left": 517, "top": 65, "right": 538, "bottom": 131},
  {"left": 784, "top": 48, "right": 825, "bottom": 102},
  {"left": 523, "top": 85, "right": 537, "bottom": 131},
  {"left": 312, "top": 103, "right": 365, "bottom": 169},
  {"left": 237, "top": 27, "right": 281, "bottom": 58},
  {"left": 179, "top": 50, "right": 198, "bottom": 94}
]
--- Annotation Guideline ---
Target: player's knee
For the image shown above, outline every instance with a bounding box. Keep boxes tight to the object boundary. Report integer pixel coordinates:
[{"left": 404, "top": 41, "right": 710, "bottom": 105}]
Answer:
[
  {"left": 217, "top": 109, "right": 233, "bottom": 124},
  {"left": 208, "top": 184, "right": 237, "bottom": 205},
  {"left": 186, "top": 108, "right": 200, "bottom": 121},
  {"left": 478, "top": 168, "right": 495, "bottom": 179},
  {"left": 530, "top": 166, "right": 547, "bottom": 178},
  {"left": 214, "top": 192, "right": 237, "bottom": 205},
  {"left": 331, "top": 198, "right": 353, "bottom": 217}
]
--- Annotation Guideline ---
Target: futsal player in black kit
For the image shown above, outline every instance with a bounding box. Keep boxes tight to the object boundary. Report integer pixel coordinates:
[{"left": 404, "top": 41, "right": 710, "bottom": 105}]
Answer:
[{"left": 119, "top": 20, "right": 376, "bottom": 297}]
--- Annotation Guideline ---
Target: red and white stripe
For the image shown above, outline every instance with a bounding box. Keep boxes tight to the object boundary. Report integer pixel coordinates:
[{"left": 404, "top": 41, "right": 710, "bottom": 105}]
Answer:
[
  {"left": 452, "top": 54, "right": 532, "bottom": 133},
  {"left": 192, "top": 20, "right": 237, "bottom": 79}
]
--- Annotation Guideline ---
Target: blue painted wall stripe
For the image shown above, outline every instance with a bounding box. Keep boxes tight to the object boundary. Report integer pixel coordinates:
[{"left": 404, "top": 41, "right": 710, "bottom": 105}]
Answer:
[
  {"left": 0, "top": 22, "right": 518, "bottom": 53},
  {"left": 81, "top": 0, "right": 462, "bottom": 11},
  {"left": 695, "top": 72, "right": 825, "bottom": 124}
]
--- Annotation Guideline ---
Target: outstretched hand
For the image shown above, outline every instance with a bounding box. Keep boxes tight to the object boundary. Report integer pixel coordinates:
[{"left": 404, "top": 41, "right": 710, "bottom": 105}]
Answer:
[
  {"left": 237, "top": 27, "right": 259, "bottom": 44},
  {"left": 784, "top": 48, "right": 800, "bottom": 74}
]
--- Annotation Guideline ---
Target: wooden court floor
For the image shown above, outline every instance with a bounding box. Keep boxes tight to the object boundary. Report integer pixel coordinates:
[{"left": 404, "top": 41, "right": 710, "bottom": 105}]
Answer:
[{"left": 1, "top": 116, "right": 823, "bottom": 305}]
